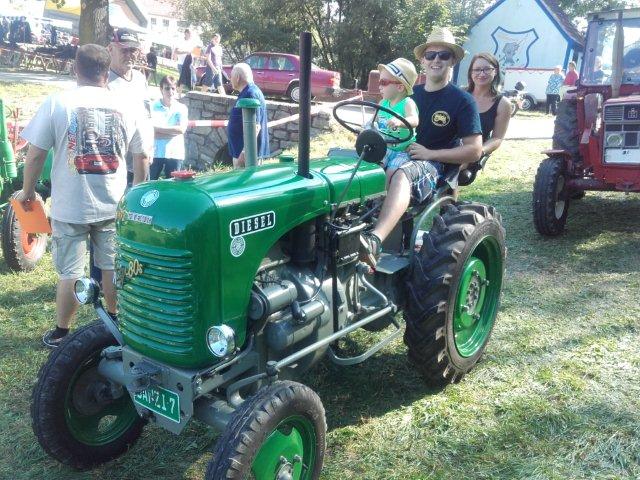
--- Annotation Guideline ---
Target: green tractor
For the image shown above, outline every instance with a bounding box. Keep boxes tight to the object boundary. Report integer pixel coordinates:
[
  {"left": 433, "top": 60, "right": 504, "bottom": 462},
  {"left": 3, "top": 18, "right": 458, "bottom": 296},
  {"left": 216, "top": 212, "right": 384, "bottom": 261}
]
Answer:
[
  {"left": 0, "top": 98, "right": 52, "bottom": 271},
  {"left": 31, "top": 34, "right": 506, "bottom": 479}
]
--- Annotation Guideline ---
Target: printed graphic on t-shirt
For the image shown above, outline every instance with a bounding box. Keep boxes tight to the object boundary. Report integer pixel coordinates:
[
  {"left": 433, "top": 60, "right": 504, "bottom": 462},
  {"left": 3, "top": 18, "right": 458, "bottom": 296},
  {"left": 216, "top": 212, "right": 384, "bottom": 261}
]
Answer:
[
  {"left": 431, "top": 111, "right": 450, "bottom": 127},
  {"left": 68, "top": 107, "right": 126, "bottom": 175}
]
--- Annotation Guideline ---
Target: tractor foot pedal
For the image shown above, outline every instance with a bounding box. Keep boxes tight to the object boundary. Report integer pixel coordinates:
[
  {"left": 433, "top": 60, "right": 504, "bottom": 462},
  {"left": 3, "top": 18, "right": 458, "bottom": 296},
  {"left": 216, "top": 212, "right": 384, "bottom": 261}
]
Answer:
[{"left": 374, "top": 253, "right": 409, "bottom": 275}]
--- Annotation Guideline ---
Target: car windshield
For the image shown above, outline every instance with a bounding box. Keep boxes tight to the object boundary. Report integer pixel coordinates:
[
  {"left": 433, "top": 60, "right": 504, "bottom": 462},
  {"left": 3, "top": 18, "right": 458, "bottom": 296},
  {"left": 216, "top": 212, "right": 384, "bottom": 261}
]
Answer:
[{"left": 583, "top": 17, "right": 640, "bottom": 85}]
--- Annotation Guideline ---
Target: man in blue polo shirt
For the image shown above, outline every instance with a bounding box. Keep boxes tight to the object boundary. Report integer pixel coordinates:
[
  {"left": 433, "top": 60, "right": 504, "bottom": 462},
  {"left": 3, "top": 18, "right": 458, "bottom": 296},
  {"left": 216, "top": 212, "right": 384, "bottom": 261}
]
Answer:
[
  {"left": 227, "top": 63, "right": 269, "bottom": 168},
  {"left": 361, "top": 26, "right": 482, "bottom": 267}
]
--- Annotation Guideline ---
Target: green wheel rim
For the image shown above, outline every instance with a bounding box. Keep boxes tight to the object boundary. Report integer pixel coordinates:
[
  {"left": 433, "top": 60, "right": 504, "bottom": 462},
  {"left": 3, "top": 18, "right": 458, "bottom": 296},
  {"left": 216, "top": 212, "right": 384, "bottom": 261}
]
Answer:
[
  {"left": 453, "top": 235, "right": 503, "bottom": 358},
  {"left": 251, "top": 415, "right": 317, "bottom": 479},
  {"left": 64, "top": 351, "right": 139, "bottom": 446}
]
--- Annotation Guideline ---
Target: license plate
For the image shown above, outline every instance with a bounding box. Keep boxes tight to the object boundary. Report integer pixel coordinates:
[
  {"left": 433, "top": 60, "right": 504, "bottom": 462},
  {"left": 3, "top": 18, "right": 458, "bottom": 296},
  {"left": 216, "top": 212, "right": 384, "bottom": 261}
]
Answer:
[{"left": 133, "top": 386, "right": 181, "bottom": 423}]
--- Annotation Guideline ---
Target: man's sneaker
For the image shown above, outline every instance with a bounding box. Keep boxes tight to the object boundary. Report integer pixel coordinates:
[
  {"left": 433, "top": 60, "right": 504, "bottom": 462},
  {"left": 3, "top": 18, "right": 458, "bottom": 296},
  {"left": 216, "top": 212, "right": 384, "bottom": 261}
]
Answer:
[
  {"left": 42, "top": 328, "right": 68, "bottom": 349},
  {"left": 359, "top": 232, "right": 382, "bottom": 268}
]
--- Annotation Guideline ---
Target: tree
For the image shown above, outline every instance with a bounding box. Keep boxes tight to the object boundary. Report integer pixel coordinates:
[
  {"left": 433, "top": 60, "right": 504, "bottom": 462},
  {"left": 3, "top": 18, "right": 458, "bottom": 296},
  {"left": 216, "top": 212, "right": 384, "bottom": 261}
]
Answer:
[
  {"left": 79, "top": 0, "right": 109, "bottom": 46},
  {"left": 555, "top": 0, "right": 632, "bottom": 23}
]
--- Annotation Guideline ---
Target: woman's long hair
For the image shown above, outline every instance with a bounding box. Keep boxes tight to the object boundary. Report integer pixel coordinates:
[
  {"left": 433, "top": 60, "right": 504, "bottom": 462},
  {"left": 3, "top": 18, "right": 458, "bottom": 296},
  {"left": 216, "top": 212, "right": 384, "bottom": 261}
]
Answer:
[{"left": 467, "top": 52, "right": 501, "bottom": 96}]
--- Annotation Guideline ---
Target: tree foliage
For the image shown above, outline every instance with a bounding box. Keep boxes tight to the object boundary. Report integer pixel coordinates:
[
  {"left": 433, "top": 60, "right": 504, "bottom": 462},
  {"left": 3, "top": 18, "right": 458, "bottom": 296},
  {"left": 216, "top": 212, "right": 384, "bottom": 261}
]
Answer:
[
  {"left": 181, "top": 0, "right": 635, "bottom": 88},
  {"left": 555, "top": 0, "right": 632, "bottom": 22}
]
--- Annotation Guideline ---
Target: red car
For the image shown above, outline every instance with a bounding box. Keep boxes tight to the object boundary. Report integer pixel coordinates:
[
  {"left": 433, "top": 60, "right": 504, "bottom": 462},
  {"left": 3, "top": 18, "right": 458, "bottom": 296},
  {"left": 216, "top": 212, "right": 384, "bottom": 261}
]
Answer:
[{"left": 198, "top": 52, "right": 341, "bottom": 102}]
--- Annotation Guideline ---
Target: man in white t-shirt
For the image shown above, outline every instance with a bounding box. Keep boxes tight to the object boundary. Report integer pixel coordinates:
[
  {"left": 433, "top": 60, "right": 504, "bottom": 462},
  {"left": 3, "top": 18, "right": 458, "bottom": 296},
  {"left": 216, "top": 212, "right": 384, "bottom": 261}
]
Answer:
[
  {"left": 107, "top": 28, "right": 153, "bottom": 186},
  {"left": 16, "top": 44, "right": 148, "bottom": 348}
]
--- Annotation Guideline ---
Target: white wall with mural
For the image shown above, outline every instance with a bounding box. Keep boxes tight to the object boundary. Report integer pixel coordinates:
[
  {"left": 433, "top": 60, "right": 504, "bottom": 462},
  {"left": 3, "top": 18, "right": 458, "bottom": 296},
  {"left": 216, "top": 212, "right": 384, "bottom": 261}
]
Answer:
[{"left": 454, "top": 0, "right": 583, "bottom": 106}]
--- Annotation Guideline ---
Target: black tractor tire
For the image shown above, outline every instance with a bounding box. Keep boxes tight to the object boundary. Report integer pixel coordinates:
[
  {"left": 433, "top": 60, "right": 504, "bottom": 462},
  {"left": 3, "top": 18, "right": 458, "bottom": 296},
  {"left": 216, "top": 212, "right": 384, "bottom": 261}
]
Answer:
[
  {"left": 287, "top": 82, "right": 300, "bottom": 103},
  {"left": 533, "top": 156, "right": 570, "bottom": 236},
  {"left": 404, "top": 202, "right": 506, "bottom": 390},
  {"left": 206, "top": 381, "right": 326, "bottom": 480},
  {"left": 552, "top": 98, "right": 579, "bottom": 159},
  {"left": 1, "top": 193, "right": 48, "bottom": 272},
  {"left": 31, "top": 322, "right": 144, "bottom": 470}
]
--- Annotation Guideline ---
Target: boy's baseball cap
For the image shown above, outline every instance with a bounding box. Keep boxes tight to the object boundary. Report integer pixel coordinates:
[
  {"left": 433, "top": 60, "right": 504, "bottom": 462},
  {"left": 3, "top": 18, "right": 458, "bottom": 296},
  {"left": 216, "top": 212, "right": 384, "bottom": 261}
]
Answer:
[
  {"left": 378, "top": 58, "right": 417, "bottom": 95},
  {"left": 111, "top": 28, "right": 141, "bottom": 48}
]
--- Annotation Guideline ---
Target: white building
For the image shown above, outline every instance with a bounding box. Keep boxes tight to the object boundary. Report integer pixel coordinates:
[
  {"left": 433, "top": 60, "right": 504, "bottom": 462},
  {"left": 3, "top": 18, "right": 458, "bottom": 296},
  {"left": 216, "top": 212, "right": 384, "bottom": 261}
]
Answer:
[{"left": 454, "top": 0, "right": 585, "bottom": 107}]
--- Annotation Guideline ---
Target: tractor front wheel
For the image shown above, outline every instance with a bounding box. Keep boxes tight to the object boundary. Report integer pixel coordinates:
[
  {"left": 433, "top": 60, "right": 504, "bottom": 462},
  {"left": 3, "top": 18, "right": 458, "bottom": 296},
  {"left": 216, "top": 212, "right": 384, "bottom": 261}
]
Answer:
[
  {"left": 533, "top": 156, "right": 570, "bottom": 236},
  {"left": 206, "top": 381, "right": 326, "bottom": 480},
  {"left": 404, "top": 203, "right": 506, "bottom": 389},
  {"left": 31, "top": 322, "right": 144, "bottom": 469},
  {"left": 1, "top": 193, "right": 48, "bottom": 271}
]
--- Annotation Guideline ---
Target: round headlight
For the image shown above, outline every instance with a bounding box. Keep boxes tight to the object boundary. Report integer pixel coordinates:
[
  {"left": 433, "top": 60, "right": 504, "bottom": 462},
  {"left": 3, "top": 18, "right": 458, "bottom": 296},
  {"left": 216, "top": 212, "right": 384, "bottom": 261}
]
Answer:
[
  {"left": 74, "top": 278, "right": 99, "bottom": 304},
  {"left": 607, "top": 133, "right": 624, "bottom": 147},
  {"left": 206, "top": 325, "right": 236, "bottom": 357}
]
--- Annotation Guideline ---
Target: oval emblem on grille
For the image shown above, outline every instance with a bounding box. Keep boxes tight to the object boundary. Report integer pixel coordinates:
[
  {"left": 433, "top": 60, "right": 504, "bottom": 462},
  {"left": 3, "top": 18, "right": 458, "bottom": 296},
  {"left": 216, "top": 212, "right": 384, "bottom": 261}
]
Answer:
[{"left": 140, "top": 190, "right": 159, "bottom": 208}]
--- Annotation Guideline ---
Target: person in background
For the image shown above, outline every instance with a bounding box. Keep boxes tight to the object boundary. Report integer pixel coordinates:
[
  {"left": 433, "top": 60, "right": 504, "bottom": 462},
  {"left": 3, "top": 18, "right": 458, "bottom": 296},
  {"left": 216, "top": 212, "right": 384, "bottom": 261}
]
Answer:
[
  {"left": 466, "top": 52, "right": 511, "bottom": 157},
  {"left": 146, "top": 46, "right": 158, "bottom": 85},
  {"left": 107, "top": 28, "right": 152, "bottom": 186},
  {"left": 174, "top": 29, "right": 195, "bottom": 92},
  {"left": 15, "top": 44, "right": 147, "bottom": 347},
  {"left": 227, "top": 63, "right": 269, "bottom": 168},
  {"left": 545, "top": 65, "right": 564, "bottom": 115},
  {"left": 204, "top": 33, "right": 225, "bottom": 95},
  {"left": 150, "top": 75, "right": 188, "bottom": 179},
  {"left": 564, "top": 61, "right": 579, "bottom": 87}
]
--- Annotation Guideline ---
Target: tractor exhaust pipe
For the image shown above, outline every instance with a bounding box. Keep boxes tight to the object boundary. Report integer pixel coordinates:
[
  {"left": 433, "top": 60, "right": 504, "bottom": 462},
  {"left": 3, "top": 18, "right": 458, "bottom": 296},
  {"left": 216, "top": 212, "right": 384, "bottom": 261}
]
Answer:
[{"left": 297, "top": 32, "right": 312, "bottom": 179}]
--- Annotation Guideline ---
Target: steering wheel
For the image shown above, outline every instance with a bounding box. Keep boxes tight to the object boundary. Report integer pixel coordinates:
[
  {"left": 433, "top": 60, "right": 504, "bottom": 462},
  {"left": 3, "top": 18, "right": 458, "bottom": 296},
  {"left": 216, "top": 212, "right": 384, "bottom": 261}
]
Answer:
[{"left": 333, "top": 100, "right": 414, "bottom": 145}]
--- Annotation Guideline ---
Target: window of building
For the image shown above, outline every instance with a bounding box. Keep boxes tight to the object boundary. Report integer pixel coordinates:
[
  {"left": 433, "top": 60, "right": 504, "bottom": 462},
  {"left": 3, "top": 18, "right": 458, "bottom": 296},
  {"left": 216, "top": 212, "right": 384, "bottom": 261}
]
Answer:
[{"left": 163, "top": 19, "right": 169, "bottom": 27}]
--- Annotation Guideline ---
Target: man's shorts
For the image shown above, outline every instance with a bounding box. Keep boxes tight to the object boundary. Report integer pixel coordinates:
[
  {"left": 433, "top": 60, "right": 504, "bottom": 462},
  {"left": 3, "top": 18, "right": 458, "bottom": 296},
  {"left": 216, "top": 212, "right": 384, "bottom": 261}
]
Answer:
[
  {"left": 51, "top": 219, "right": 116, "bottom": 279},
  {"left": 397, "top": 160, "right": 443, "bottom": 204},
  {"left": 382, "top": 149, "right": 410, "bottom": 169}
]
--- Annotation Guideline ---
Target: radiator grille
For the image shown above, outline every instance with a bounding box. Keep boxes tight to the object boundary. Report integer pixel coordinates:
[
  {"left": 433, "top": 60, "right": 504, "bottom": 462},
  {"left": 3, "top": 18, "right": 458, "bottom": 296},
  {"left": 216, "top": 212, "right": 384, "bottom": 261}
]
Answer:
[
  {"left": 604, "top": 105, "right": 624, "bottom": 122},
  {"left": 117, "top": 238, "right": 195, "bottom": 355}
]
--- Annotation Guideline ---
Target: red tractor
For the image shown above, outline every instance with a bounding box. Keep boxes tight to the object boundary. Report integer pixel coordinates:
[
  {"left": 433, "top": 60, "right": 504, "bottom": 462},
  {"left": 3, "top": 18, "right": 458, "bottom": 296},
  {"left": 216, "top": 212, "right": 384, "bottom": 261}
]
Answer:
[{"left": 533, "top": 8, "right": 640, "bottom": 236}]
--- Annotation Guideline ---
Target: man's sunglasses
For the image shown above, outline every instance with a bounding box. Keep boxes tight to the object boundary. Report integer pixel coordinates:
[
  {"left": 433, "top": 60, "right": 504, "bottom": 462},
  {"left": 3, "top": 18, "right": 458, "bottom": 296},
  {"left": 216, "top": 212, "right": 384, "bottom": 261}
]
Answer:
[
  {"left": 162, "top": 86, "right": 177, "bottom": 91},
  {"left": 423, "top": 50, "right": 453, "bottom": 61},
  {"left": 378, "top": 78, "right": 403, "bottom": 87}
]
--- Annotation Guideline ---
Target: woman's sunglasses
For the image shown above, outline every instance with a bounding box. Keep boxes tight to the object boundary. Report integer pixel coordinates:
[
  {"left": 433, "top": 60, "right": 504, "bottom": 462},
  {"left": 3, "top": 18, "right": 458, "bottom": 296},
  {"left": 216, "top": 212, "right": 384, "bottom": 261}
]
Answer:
[{"left": 423, "top": 50, "right": 453, "bottom": 61}]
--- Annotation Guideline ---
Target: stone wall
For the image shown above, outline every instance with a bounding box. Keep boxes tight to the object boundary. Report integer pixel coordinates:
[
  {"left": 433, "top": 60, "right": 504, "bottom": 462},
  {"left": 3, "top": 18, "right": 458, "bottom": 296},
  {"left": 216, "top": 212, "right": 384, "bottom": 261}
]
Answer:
[{"left": 180, "top": 91, "right": 333, "bottom": 170}]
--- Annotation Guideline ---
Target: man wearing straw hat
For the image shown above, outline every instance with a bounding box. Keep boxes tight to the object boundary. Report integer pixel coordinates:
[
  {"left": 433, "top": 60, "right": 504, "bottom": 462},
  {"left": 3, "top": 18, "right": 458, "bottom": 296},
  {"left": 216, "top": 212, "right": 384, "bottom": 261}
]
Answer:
[{"left": 362, "top": 26, "right": 482, "bottom": 266}]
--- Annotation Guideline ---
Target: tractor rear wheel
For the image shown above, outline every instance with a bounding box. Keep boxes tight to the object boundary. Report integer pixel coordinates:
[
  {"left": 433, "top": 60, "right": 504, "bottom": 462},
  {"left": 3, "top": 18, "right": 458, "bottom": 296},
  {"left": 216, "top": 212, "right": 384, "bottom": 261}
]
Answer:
[
  {"left": 1, "top": 192, "right": 48, "bottom": 272},
  {"left": 533, "top": 156, "right": 570, "bottom": 236},
  {"left": 552, "top": 98, "right": 579, "bottom": 159},
  {"left": 404, "top": 203, "right": 506, "bottom": 390},
  {"left": 206, "top": 381, "right": 326, "bottom": 480},
  {"left": 31, "top": 322, "right": 144, "bottom": 469}
]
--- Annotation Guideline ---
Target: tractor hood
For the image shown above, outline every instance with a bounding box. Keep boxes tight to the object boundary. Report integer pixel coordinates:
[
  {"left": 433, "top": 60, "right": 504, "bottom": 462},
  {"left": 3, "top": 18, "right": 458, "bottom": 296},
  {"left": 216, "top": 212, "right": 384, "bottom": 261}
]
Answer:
[{"left": 115, "top": 156, "right": 384, "bottom": 368}]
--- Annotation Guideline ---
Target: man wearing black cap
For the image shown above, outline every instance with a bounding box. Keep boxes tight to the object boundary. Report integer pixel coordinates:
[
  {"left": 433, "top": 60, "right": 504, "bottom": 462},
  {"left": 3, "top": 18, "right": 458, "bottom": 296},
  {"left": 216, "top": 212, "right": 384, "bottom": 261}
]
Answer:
[{"left": 107, "top": 28, "right": 152, "bottom": 185}]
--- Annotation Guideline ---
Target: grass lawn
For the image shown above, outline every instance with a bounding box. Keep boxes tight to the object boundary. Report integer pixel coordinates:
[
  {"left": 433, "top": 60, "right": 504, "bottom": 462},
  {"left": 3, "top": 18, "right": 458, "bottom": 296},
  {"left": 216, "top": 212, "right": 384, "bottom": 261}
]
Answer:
[{"left": 0, "top": 81, "right": 639, "bottom": 479}]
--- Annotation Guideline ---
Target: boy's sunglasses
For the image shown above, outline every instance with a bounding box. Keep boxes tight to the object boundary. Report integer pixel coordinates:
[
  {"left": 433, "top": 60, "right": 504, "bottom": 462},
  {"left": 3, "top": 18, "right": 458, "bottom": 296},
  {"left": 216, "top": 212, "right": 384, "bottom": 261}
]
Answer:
[
  {"left": 378, "top": 78, "right": 403, "bottom": 87},
  {"left": 423, "top": 50, "right": 453, "bottom": 61}
]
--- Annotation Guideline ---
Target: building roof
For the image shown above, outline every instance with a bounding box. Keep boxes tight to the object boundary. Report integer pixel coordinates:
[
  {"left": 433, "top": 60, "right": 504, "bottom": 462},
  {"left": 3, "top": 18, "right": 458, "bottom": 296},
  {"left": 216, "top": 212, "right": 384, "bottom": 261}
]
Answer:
[
  {"left": 477, "top": 0, "right": 584, "bottom": 49},
  {"left": 138, "top": 0, "right": 178, "bottom": 18},
  {"left": 541, "top": 0, "right": 584, "bottom": 47}
]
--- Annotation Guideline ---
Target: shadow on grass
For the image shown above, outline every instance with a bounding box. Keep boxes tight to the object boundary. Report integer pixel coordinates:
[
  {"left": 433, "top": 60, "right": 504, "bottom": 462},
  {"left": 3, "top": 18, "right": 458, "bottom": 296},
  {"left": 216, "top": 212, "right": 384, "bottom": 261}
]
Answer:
[
  {"left": 0, "top": 282, "right": 54, "bottom": 309},
  {"left": 469, "top": 189, "right": 640, "bottom": 274}
]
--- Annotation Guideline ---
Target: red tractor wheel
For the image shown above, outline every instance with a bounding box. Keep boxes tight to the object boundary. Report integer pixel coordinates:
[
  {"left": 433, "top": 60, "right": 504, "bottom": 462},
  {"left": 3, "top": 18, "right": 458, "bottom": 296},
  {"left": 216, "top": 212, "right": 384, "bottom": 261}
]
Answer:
[{"left": 1, "top": 194, "right": 48, "bottom": 271}]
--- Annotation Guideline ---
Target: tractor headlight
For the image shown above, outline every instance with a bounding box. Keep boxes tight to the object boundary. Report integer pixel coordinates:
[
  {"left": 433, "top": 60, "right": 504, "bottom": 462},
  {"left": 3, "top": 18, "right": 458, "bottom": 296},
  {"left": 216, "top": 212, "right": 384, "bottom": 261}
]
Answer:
[
  {"left": 206, "top": 325, "right": 236, "bottom": 357},
  {"left": 606, "top": 133, "right": 624, "bottom": 147},
  {"left": 73, "top": 278, "right": 100, "bottom": 305}
]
